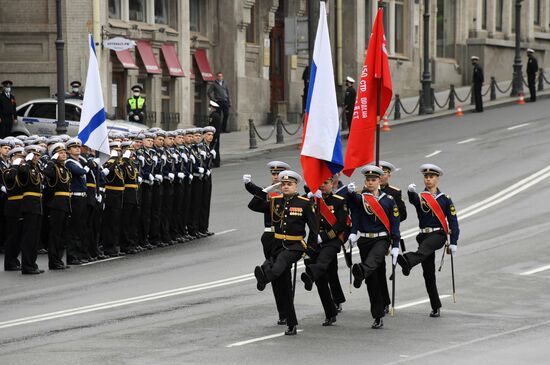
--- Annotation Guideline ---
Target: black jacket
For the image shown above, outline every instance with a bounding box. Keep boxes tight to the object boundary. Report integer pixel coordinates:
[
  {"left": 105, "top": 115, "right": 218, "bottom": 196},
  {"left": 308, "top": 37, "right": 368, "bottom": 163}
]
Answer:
[
  {"left": 473, "top": 64, "right": 484, "bottom": 84},
  {"left": 43, "top": 161, "right": 71, "bottom": 212},
  {"left": 0, "top": 92, "right": 17, "bottom": 122}
]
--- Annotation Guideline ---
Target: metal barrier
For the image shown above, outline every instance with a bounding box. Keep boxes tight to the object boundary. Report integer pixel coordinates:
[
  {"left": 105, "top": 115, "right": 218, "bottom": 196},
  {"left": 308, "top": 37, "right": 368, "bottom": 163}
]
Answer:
[
  {"left": 161, "top": 112, "right": 180, "bottom": 131},
  {"left": 248, "top": 115, "right": 302, "bottom": 149}
]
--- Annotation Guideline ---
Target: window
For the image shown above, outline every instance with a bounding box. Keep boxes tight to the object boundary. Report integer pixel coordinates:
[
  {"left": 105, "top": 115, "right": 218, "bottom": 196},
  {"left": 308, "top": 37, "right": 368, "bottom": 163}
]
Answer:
[
  {"left": 495, "top": 0, "right": 503, "bottom": 32},
  {"left": 65, "top": 105, "right": 81, "bottom": 122},
  {"left": 190, "top": 0, "right": 201, "bottom": 32},
  {"left": 155, "top": 0, "right": 168, "bottom": 24},
  {"left": 534, "top": 0, "right": 541, "bottom": 26},
  {"left": 17, "top": 104, "right": 31, "bottom": 117},
  {"left": 109, "top": 0, "right": 121, "bottom": 19},
  {"left": 481, "top": 0, "right": 487, "bottom": 30},
  {"left": 246, "top": 5, "right": 257, "bottom": 44},
  {"left": 436, "top": 0, "right": 456, "bottom": 59},
  {"left": 394, "top": 1, "right": 404, "bottom": 54},
  {"left": 28, "top": 103, "right": 56, "bottom": 119},
  {"left": 129, "top": 0, "right": 146, "bottom": 22},
  {"left": 365, "top": 0, "right": 373, "bottom": 43}
]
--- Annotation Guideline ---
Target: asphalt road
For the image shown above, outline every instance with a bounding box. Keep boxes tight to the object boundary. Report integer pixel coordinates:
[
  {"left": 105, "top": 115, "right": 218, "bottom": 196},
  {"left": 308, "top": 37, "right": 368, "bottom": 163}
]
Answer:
[{"left": 1, "top": 100, "right": 550, "bottom": 364}]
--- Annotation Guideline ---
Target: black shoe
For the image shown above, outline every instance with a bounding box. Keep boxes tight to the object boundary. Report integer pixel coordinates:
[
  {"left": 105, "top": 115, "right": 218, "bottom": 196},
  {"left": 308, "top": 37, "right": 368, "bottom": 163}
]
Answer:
[
  {"left": 397, "top": 255, "right": 410, "bottom": 276},
  {"left": 117, "top": 251, "right": 127, "bottom": 256},
  {"left": 67, "top": 259, "right": 83, "bottom": 265},
  {"left": 37, "top": 248, "right": 48, "bottom": 254},
  {"left": 22, "top": 269, "right": 44, "bottom": 275},
  {"left": 254, "top": 266, "right": 267, "bottom": 291},
  {"left": 5, "top": 266, "right": 21, "bottom": 271},
  {"left": 284, "top": 325, "right": 297, "bottom": 335},
  {"left": 301, "top": 272, "right": 313, "bottom": 291},
  {"left": 49, "top": 265, "right": 69, "bottom": 270},
  {"left": 429, "top": 308, "right": 440, "bottom": 318},
  {"left": 97, "top": 254, "right": 109, "bottom": 260},
  {"left": 351, "top": 264, "right": 364, "bottom": 288},
  {"left": 206, "top": 231, "right": 215, "bottom": 236},
  {"left": 79, "top": 258, "right": 89, "bottom": 264},
  {"left": 371, "top": 318, "right": 383, "bottom": 329},
  {"left": 322, "top": 316, "right": 336, "bottom": 326},
  {"left": 335, "top": 303, "right": 343, "bottom": 313},
  {"left": 384, "top": 305, "right": 390, "bottom": 314},
  {"left": 277, "top": 318, "right": 287, "bottom": 325}
]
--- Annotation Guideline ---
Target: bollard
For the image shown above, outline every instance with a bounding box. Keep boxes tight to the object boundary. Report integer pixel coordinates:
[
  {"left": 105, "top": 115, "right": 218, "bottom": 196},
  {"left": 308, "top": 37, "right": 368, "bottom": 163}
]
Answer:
[
  {"left": 448, "top": 85, "right": 455, "bottom": 110},
  {"left": 418, "top": 90, "right": 425, "bottom": 115},
  {"left": 490, "top": 77, "right": 496, "bottom": 101},
  {"left": 276, "top": 115, "right": 284, "bottom": 144},
  {"left": 248, "top": 119, "right": 257, "bottom": 149},
  {"left": 394, "top": 94, "right": 401, "bottom": 120},
  {"left": 470, "top": 85, "right": 475, "bottom": 105},
  {"left": 538, "top": 69, "right": 544, "bottom": 91}
]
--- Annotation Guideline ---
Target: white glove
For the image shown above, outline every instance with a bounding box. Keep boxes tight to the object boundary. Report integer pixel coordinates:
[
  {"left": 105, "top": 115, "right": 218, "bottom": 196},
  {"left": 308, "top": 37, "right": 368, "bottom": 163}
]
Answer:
[
  {"left": 1, "top": 186, "right": 6, "bottom": 194},
  {"left": 198, "top": 167, "right": 205, "bottom": 174},
  {"left": 12, "top": 158, "right": 22, "bottom": 166},
  {"left": 317, "top": 234, "right": 323, "bottom": 244},
  {"left": 243, "top": 174, "right": 252, "bottom": 184},
  {"left": 306, "top": 192, "right": 314, "bottom": 198},
  {"left": 149, "top": 173, "right": 154, "bottom": 182},
  {"left": 123, "top": 150, "right": 132, "bottom": 159},
  {"left": 347, "top": 182, "right": 356, "bottom": 193},
  {"left": 155, "top": 174, "right": 163, "bottom": 182},
  {"left": 168, "top": 172, "right": 175, "bottom": 181},
  {"left": 133, "top": 115, "right": 139, "bottom": 121},
  {"left": 206, "top": 169, "right": 211, "bottom": 176},
  {"left": 449, "top": 244, "right": 457, "bottom": 256},
  {"left": 83, "top": 166, "right": 90, "bottom": 173},
  {"left": 262, "top": 182, "right": 281, "bottom": 193},
  {"left": 211, "top": 150, "right": 217, "bottom": 158},
  {"left": 189, "top": 174, "right": 194, "bottom": 181},
  {"left": 93, "top": 158, "right": 100, "bottom": 165},
  {"left": 96, "top": 194, "right": 103, "bottom": 203},
  {"left": 182, "top": 154, "right": 188, "bottom": 163},
  {"left": 138, "top": 176, "right": 143, "bottom": 184},
  {"left": 161, "top": 154, "right": 167, "bottom": 161},
  {"left": 110, "top": 150, "right": 118, "bottom": 157},
  {"left": 172, "top": 153, "right": 178, "bottom": 160},
  {"left": 200, "top": 150, "right": 207, "bottom": 157},
  {"left": 102, "top": 168, "right": 110, "bottom": 176},
  {"left": 138, "top": 155, "right": 145, "bottom": 163},
  {"left": 152, "top": 156, "right": 158, "bottom": 163},
  {"left": 408, "top": 183, "right": 417, "bottom": 193},
  {"left": 391, "top": 247, "right": 399, "bottom": 265},
  {"left": 25, "top": 152, "right": 34, "bottom": 162},
  {"left": 190, "top": 155, "right": 196, "bottom": 163},
  {"left": 177, "top": 172, "right": 184, "bottom": 179},
  {"left": 348, "top": 233, "right": 358, "bottom": 244},
  {"left": 343, "top": 239, "right": 352, "bottom": 251},
  {"left": 51, "top": 153, "right": 59, "bottom": 161},
  {"left": 313, "top": 190, "right": 322, "bottom": 198}
]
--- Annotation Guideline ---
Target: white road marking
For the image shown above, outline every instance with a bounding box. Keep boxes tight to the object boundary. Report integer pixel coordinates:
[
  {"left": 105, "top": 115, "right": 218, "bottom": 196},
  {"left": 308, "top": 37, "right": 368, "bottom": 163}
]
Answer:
[
  {"left": 394, "top": 295, "right": 450, "bottom": 310},
  {"left": 457, "top": 138, "right": 477, "bottom": 144},
  {"left": 507, "top": 123, "right": 530, "bottom": 130},
  {"left": 80, "top": 257, "right": 124, "bottom": 266},
  {"left": 519, "top": 264, "right": 550, "bottom": 276},
  {"left": 424, "top": 150, "right": 441, "bottom": 158},
  {"left": 226, "top": 330, "right": 304, "bottom": 347},
  {"left": 2, "top": 166, "right": 550, "bottom": 330},
  {"left": 216, "top": 229, "right": 238, "bottom": 235}
]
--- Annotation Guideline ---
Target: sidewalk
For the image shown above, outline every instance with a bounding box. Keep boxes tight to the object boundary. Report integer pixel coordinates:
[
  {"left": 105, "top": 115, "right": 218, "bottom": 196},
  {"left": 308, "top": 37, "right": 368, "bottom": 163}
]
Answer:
[{"left": 220, "top": 83, "right": 550, "bottom": 164}]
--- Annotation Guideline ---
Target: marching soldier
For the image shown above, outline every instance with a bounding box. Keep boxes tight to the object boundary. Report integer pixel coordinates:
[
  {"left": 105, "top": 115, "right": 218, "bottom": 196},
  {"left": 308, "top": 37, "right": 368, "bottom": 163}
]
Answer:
[
  {"left": 188, "top": 128, "right": 206, "bottom": 238},
  {"left": 19, "top": 145, "right": 46, "bottom": 274},
  {"left": 344, "top": 165, "right": 401, "bottom": 329},
  {"left": 471, "top": 56, "right": 484, "bottom": 112},
  {"left": 180, "top": 129, "right": 195, "bottom": 240},
  {"left": 149, "top": 130, "right": 166, "bottom": 247},
  {"left": 329, "top": 173, "right": 348, "bottom": 312},
  {"left": 171, "top": 130, "right": 189, "bottom": 242},
  {"left": 526, "top": 49, "right": 539, "bottom": 102},
  {"left": 244, "top": 160, "right": 291, "bottom": 325},
  {"left": 199, "top": 127, "right": 215, "bottom": 236},
  {"left": 0, "top": 138, "right": 11, "bottom": 254},
  {"left": 126, "top": 85, "right": 146, "bottom": 124},
  {"left": 136, "top": 132, "right": 156, "bottom": 250},
  {"left": 120, "top": 141, "right": 141, "bottom": 254},
  {"left": 397, "top": 164, "right": 459, "bottom": 318},
  {"left": 252, "top": 170, "right": 318, "bottom": 336},
  {"left": 43, "top": 142, "right": 72, "bottom": 269},
  {"left": 3, "top": 146, "right": 24, "bottom": 271},
  {"left": 161, "top": 132, "right": 177, "bottom": 245},
  {"left": 301, "top": 176, "right": 348, "bottom": 326}
]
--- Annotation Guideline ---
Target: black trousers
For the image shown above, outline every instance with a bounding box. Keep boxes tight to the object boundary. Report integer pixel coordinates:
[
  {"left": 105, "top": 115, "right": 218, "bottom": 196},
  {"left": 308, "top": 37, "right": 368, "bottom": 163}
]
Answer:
[
  {"left": 219, "top": 102, "right": 230, "bottom": 132},
  {"left": 474, "top": 83, "right": 483, "bottom": 112},
  {"left": 307, "top": 244, "right": 340, "bottom": 319},
  {"left": 84, "top": 203, "right": 102, "bottom": 257},
  {"left": 4, "top": 216, "right": 22, "bottom": 270},
  {"left": 149, "top": 182, "right": 164, "bottom": 244},
  {"left": 0, "top": 198, "right": 6, "bottom": 251},
  {"left": 261, "top": 232, "right": 287, "bottom": 321},
  {"left": 188, "top": 177, "right": 203, "bottom": 235},
  {"left": 345, "top": 111, "right": 353, "bottom": 130},
  {"left": 68, "top": 196, "right": 87, "bottom": 261},
  {"left": 181, "top": 180, "right": 192, "bottom": 234},
  {"left": 357, "top": 237, "right": 390, "bottom": 319},
  {"left": 212, "top": 133, "right": 221, "bottom": 167},
  {"left": 0, "top": 116, "right": 13, "bottom": 138},
  {"left": 120, "top": 203, "right": 139, "bottom": 250},
  {"left": 404, "top": 232, "right": 446, "bottom": 310},
  {"left": 48, "top": 209, "right": 69, "bottom": 267},
  {"left": 378, "top": 257, "right": 391, "bottom": 307},
  {"left": 528, "top": 76, "right": 537, "bottom": 101},
  {"left": 328, "top": 257, "right": 346, "bottom": 305},
  {"left": 161, "top": 181, "right": 174, "bottom": 242},
  {"left": 101, "top": 205, "right": 121, "bottom": 255},
  {"left": 199, "top": 176, "right": 212, "bottom": 233},
  {"left": 170, "top": 182, "right": 183, "bottom": 238},
  {"left": 139, "top": 183, "right": 152, "bottom": 245},
  {"left": 21, "top": 213, "right": 41, "bottom": 272}
]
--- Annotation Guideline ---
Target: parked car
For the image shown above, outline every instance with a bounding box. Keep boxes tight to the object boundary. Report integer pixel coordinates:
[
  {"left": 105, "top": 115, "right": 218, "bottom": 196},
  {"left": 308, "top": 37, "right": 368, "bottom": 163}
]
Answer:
[{"left": 13, "top": 98, "right": 146, "bottom": 137}]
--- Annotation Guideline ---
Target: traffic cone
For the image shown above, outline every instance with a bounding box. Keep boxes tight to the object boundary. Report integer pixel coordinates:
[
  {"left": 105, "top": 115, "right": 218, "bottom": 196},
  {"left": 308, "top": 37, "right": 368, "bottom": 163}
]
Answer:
[
  {"left": 381, "top": 116, "right": 391, "bottom": 132},
  {"left": 455, "top": 106, "right": 464, "bottom": 117},
  {"left": 517, "top": 91, "right": 526, "bottom": 105}
]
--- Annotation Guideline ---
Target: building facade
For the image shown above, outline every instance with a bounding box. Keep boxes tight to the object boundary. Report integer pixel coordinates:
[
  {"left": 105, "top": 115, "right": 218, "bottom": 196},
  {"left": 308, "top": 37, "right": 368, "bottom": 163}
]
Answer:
[{"left": 1, "top": 0, "right": 549, "bottom": 132}]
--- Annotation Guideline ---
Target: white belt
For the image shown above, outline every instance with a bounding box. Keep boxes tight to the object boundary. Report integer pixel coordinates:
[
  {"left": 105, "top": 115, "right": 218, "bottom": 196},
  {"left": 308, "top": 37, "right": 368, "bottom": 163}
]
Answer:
[
  {"left": 264, "top": 227, "right": 274, "bottom": 233},
  {"left": 358, "top": 231, "right": 388, "bottom": 238},
  {"left": 193, "top": 173, "right": 202, "bottom": 177},
  {"left": 420, "top": 227, "right": 443, "bottom": 233},
  {"left": 99, "top": 187, "right": 106, "bottom": 193},
  {"left": 72, "top": 192, "right": 87, "bottom": 197}
]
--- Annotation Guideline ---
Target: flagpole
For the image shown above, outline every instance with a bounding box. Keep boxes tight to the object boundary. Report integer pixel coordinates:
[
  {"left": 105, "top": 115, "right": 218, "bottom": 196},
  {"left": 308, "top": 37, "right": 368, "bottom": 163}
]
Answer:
[{"left": 375, "top": 78, "right": 381, "bottom": 166}]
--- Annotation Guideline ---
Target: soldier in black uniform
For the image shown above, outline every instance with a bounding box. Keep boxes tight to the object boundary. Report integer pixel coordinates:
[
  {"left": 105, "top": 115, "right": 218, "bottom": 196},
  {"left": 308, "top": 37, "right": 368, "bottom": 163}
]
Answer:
[
  {"left": 161, "top": 132, "right": 177, "bottom": 245},
  {"left": 397, "top": 164, "right": 460, "bottom": 318},
  {"left": 3, "top": 146, "right": 24, "bottom": 271},
  {"left": 171, "top": 130, "right": 188, "bottom": 243},
  {"left": 252, "top": 170, "right": 318, "bottom": 336},
  {"left": 19, "top": 145, "right": 46, "bottom": 274},
  {"left": 180, "top": 129, "right": 196, "bottom": 240},
  {"left": 0, "top": 138, "right": 11, "bottom": 255},
  {"left": 471, "top": 56, "right": 484, "bottom": 112},
  {"left": 136, "top": 132, "right": 156, "bottom": 250},
  {"left": 377, "top": 161, "right": 407, "bottom": 313},
  {"left": 66, "top": 81, "right": 84, "bottom": 100},
  {"left": 149, "top": 130, "right": 167, "bottom": 246},
  {"left": 343, "top": 165, "right": 401, "bottom": 329},
  {"left": 244, "top": 160, "right": 291, "bottom": 325},
  {"left": 199, "top": 127, "right": 215, "bottom": 236},
  {"left": 526, "top": 49, "right": 539, "bottom": 102},
  {"left": 43, "top": 142, "right": 72, "bottom": 269},
  {"left": 208, "top": 101, "right": 221, "bottom": 168},
  {"left": 300, "top": 176, "right": 348, "bottom": 326},
  {"left": 188, "top": 128, "right": 206, "bottom": 238},
  {"left": 0, "top": 80, "right": 17, "bottom": 138},
  {"left": 120, "top": 141, "right": 141, "bottom": 254},
  {"left": 343, "top": 76, "right": 356, "bottom": 130}
]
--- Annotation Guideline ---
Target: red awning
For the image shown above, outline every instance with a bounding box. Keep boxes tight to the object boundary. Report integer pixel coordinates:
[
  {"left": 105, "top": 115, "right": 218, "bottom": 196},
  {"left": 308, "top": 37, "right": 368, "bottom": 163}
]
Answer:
[
  {"left": 160, "top": 43, "right": 184, "bottom": 77},
  {"left": 136, "top": 40, "right": 161, "bottom": 74},
  {"left": 114, "top": 50, "right": 138, "bottom": 69},
  {"left": 193, "top": 49, "right": 215, "bottom": 81}
]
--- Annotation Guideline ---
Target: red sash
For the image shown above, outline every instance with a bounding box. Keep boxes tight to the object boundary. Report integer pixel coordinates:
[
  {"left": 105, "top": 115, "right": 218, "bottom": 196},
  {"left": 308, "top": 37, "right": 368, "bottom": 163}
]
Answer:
[
  {"left": 268, "top": 191, "right": 279, "bottom": 199},
  {"left": 318, "top": 198, "right": 337, "bottom": 226},
  {"left": 362, "top": 194, "right": 391, "bottom": 233},
  {"left": 420, "top": 192, "right": 449, "bottom": 235}
]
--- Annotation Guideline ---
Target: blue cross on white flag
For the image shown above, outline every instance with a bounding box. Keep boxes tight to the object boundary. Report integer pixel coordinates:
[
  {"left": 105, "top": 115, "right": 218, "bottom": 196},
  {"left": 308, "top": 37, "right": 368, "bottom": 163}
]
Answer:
[{"left": 78, "top": 34, "right": 110, "bottom": 164}]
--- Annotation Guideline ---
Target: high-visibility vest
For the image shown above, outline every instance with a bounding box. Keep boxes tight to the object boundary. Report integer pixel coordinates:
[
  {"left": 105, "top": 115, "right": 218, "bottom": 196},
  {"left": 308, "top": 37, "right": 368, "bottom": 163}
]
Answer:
[{"left": 127, "top": 96, "right": 145, "bottom": 110}]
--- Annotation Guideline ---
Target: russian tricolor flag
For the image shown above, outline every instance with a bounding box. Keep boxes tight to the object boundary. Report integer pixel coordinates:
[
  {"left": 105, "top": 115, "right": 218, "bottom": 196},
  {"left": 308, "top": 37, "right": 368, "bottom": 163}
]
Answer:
[{"left": 300, "top": 1, "right": 343, "bottom": 191}]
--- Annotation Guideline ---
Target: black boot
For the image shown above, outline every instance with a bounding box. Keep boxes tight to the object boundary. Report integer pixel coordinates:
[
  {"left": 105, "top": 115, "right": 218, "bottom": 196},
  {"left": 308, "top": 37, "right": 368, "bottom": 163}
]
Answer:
[
  {"left": 351, "top": 263, "right": 364, "bottom": 288},
  {"left": 396, "top": 254, "right": 410, "bottom": 276},
  {"left": 322, "top": 316, "right": 336, "bottom": 326},
  {"left": 301, "top": 272, "right": 313, "bottom": 291},
  {"left": 371, "top": 318, "right": 383, "bottom": 329},
  {"left": 254, "top": 266, "right": 267, "bottom": 291},
  {"left": 429, "top": 308, "right": 440, "bottom": 318},
  {"left": 284, "top": 325, "right": 297, "bottom": 335}
]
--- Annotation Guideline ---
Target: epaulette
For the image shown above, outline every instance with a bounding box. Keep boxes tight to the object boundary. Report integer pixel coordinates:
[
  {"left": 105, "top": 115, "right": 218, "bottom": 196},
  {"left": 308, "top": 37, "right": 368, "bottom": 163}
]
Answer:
[
  {"left": 389, "top": 185, "right": 401, "bottom": 192},
  {"left": 332, "top": 194, "right": 344, "bottom": 200},
  {"left": 446, "top": 194, "right": 450, "bottom": 199},
  {"left": 297, "top": 196, "right": 310, "bottom": 201},
  {"left": 387, "top": 195, "right": 394, "bottom": 200},
  {"left": 272, "top": 194, "right": 283, "bottom": 199}
]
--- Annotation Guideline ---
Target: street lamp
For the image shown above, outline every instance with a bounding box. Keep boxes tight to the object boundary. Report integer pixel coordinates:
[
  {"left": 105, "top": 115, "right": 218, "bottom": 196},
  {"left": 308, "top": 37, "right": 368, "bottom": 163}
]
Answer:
[
  {"left": 421, "top": 0, "right": 433, "bottom": 114},
  {"left": 55, "top": 0, "right": 66, "bottom": 135},
  {"left": 511, "top": 0, "right": 524, "bottom": 96}
]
